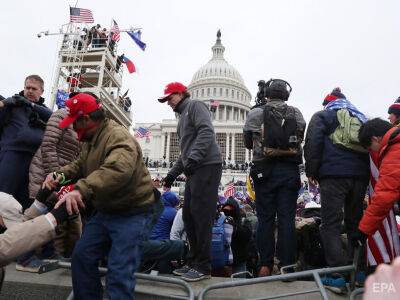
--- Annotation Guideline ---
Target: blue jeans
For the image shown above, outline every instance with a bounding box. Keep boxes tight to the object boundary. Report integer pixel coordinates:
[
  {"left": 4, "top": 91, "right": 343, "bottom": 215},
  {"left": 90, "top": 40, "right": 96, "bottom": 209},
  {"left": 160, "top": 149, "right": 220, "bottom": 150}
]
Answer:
[
  {"left": 72, "top": 211, "right": 153, "bottom": 300},
  {"left": 252, "top": 163, "right": 300, "bottom": 269}
]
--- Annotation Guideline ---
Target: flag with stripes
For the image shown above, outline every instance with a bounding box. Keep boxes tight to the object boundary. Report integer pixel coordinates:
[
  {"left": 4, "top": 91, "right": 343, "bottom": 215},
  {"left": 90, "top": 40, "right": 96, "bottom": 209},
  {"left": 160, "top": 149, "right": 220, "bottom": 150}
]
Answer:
[
  {"left": 134, "top": 127, "right": 151, "bottom": 139},
  {"left": 69, "top": 7, "right": 94, "bottom": 23},
  {"left": 224, "top": 182, "right": 235, "bottom": 198},
  {"left": 366, "top": 153, "right": 400, "bottom": 266},
  {"left": 111, "top": 19, "right": 120, "bottom": 42}
]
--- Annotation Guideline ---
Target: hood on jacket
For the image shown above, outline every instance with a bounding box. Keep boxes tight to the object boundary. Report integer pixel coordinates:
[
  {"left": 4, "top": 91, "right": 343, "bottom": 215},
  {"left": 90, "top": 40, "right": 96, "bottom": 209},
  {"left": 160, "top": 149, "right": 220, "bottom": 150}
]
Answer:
[
  {"left": 222, "top": 197, "right": 241, "bottom": 222},
  {"left": 161, "top": 191, "right": 179, "bottom": 208}
]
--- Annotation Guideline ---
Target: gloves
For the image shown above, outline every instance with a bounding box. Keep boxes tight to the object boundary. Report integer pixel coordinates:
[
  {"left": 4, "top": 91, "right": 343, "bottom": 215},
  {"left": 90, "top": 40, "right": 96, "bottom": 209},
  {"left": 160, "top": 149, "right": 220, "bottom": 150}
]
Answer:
[
  {"left": 50, "top": 202, "right": 70, "bottom": 225},
  {"left": 350, "top": 229, "right": 368, "bottom": 248},
  {"left": 184, "top": 159, "right": 198, "bottom": 177},
  {"left": 36, "top": 186, "right": 55, "bottom": 204},
  {"left": 162, "top": 174, "right": 175, "bottom": 189},
  {"left": 1, "top": 95, "right": 34, "bottom": 108}
]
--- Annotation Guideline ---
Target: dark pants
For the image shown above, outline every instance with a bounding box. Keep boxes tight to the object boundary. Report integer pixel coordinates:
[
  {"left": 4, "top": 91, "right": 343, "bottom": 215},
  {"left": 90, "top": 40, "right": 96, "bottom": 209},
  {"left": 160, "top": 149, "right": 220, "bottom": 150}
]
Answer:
[
  {"left": 183, "top": 163, "right": 222, "bottom": 274},
  {"left": 252, "top": 163, "right": 300, "bottom": 269},
  {"left": 0, "top": 150, "right": 33, "bottom": 209},
  {"left": 319, "top": 177, "right": 368, "bottom": 267},
  {"left": 71, "top": 211, "right": 153, "bottom": 300},
  {"left": 142, "top": 239, "right": 185, "bottom": 273}
]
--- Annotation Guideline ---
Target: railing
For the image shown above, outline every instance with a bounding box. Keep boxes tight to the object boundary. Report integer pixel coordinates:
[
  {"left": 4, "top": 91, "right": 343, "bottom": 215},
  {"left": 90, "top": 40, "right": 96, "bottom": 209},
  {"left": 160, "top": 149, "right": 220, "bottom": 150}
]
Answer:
[
  {"left": 198, "top": 264, "right": 357, "bottom": 300},
  {"left": 57, "top": 262, "right": 195, "bottom": 300},
  {"left": 350, "top": 288, "right": 364, "bottom": 300}
]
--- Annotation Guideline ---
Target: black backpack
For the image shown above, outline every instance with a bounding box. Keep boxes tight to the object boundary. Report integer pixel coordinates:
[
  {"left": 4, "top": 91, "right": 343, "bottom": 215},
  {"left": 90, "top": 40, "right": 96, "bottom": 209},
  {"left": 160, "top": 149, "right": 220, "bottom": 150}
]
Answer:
[{"left": 262, "top": 105, "right": 299, "bottom": 157}]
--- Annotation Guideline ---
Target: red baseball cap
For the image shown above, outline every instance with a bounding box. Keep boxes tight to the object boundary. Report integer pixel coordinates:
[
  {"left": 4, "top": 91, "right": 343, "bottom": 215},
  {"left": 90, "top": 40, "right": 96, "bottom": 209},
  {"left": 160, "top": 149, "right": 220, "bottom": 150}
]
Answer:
[
  {"left": 158, "top": 82, "right": 187, "bottom": 103},
  {"left": 59, "top": 93, "right": 100, "bottom": 129}
]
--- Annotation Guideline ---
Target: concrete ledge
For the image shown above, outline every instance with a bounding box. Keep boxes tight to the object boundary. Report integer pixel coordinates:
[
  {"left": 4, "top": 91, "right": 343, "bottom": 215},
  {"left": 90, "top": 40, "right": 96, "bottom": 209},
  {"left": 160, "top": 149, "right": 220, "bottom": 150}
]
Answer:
[{"left": 1, "top": 263, "right": 354, "bottom": 299}]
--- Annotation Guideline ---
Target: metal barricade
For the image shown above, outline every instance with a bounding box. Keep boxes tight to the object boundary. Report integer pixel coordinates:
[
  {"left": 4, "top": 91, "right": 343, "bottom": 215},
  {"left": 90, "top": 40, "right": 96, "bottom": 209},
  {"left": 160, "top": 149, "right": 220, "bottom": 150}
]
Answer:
[
  {"left": 349, "top": 288, "right": 364, "bottom": 300},
  {"left": 198, "top": 264, "right": 356, "bottom": 300},
  {"left": 58, "top": 262, "right": 194, "bottom": 300}
]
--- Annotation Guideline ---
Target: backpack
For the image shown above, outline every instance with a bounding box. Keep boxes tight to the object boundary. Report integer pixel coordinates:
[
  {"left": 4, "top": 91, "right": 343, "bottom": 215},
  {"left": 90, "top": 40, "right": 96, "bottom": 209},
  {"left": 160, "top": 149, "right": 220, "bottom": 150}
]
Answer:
[
  {"left": 329, "top": 109, "right": 368, "bottom": 153},
  {"left": 262, "top": 105, "right": 299, "bottom": 157},
  {"left": 211, "top": 214, "right": 230, "bottom": 269}
]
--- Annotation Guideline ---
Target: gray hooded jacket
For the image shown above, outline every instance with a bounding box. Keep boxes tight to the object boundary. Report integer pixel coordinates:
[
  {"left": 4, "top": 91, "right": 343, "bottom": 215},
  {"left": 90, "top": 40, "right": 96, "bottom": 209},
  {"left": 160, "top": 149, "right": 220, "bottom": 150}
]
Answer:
[{"left": 168, "top": 99, "right": 222, "bottom": 178}]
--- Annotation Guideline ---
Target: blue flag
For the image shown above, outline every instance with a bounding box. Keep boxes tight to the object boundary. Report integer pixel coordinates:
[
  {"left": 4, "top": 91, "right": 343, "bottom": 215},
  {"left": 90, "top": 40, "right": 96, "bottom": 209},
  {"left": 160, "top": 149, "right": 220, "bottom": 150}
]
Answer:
[
  {"left": 127, "top": 31, "right": 146, "bottom": 51},
  {"left": 56, "top": 90, "right": 69, "bottom": 109}
]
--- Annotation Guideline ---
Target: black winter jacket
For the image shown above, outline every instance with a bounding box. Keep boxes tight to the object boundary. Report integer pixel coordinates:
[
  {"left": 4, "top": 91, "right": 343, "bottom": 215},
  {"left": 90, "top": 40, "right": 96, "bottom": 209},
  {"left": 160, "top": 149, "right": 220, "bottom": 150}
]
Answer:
[
  {"left": 0, "top": 93, "right": 52, "bottom": 154},
  {"left": 304, "top": 109, "right": 369, "bottom": 180}
]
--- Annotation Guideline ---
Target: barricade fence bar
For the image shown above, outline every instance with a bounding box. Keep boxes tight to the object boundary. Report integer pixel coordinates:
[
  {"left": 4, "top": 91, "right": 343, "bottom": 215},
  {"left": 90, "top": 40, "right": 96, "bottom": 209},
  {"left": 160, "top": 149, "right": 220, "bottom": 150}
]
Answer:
[
  {"left": 57, "top": 262, "right": 194, "bottom": 300},
  {"left": 349, "top": 288, "right": 364, "bottom": 300},
  {"left": 198, "top": 264, "right": 356, "bottom": 300}
]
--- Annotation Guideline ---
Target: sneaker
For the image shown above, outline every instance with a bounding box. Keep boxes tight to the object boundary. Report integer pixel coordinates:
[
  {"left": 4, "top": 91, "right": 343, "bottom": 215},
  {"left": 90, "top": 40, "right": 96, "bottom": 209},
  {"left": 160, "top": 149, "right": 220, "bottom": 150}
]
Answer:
[
  {"left": 258, "top": 266, "right": 271, "bottom": 277},
  {"left": 181, "top": 268, "right": 211, "bottom": 282},
  {"left": 321, "top": 275, "right": 347, "bottom": 294},
  {"left": 173, "top": 265, "right": 191, "bottom": 276},
  {"left": 16, "top": 256, "right": 45, "bottom": 273},
  {"left": 355, "top": 271, "right": 366, "bottom": 287}
]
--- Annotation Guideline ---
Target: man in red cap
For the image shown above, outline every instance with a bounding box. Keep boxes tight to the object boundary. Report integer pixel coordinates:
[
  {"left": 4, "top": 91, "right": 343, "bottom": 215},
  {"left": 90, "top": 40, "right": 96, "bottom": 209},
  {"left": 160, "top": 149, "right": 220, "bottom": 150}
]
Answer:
[
  {"left": 158, "top": 82, "right": 222, "bottom": 281},
  {"left": 44, "top": 92, "right": 159, "bottom": 299}
]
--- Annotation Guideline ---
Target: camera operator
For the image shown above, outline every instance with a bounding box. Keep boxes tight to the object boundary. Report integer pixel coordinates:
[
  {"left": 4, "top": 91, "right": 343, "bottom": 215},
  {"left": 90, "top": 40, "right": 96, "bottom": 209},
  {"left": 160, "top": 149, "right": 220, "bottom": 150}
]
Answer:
[
  {"left": 243, "top": 79, "right": 306, "bottom": 276},
  {"left": 0, "top": 75, "right": 52, "bottom": 209}
]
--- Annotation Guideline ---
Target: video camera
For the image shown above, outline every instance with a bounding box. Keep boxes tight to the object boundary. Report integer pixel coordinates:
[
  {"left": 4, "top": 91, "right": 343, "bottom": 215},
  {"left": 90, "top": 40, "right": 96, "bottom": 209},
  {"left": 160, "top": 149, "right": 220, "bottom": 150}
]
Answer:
[{"left": 255, "top": 79, "right": 292, "bottom": 105}]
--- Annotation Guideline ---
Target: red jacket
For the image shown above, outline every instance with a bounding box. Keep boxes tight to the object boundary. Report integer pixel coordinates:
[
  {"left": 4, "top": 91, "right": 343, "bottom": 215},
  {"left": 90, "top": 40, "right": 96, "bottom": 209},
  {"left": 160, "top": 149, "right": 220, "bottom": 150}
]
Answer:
[{"left": 359, "top": 127, "right": 400, "bottom": 235}]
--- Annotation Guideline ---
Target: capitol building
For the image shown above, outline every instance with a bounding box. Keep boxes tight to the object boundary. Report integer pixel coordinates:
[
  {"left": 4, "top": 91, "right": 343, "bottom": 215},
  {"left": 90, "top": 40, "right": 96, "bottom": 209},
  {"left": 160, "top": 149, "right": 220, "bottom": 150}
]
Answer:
[{"left": 135, "top": 31, "right": 253, "bottom": 166}]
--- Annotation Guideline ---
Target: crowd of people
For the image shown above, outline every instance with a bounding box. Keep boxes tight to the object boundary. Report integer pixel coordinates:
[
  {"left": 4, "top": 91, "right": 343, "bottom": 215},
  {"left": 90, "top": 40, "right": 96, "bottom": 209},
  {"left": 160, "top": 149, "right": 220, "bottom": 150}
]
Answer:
[
  {"left": 0, "top": 76, "right": 399, "bottom": 298},
  {"left": 145, "top": 158, "right": 251, "bottom": 172},
  {"left": 64, "top": 23, "right": 118, "bottom": 53}
]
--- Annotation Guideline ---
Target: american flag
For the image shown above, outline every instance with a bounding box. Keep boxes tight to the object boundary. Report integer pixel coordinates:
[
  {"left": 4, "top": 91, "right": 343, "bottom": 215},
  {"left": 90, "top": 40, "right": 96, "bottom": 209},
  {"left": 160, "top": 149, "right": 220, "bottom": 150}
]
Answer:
[
  {"left": 69, "top": 7, "right": 94, "bottom": 23},
  {"left": 111, "top": 19, "right": 120, "bottom": 42},
  {"left": 366, "top": 153, "right": 400, "bottom": 266},
  {"left": 134, "top": 127, "right": 151, "bottom": 139},
  {"left": 224, "top": 182, "right": 235, "bottom": 198}
]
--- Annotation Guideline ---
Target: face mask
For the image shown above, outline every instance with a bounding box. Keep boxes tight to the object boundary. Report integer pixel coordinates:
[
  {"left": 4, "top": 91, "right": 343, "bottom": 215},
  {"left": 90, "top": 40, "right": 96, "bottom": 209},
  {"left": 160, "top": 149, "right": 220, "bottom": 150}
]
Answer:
[
  {"left": 74, "top": 128, "right": 87, "bottom": 141},
  {"left": 73, "top": 118, "right": 97, "bottom": 141}
]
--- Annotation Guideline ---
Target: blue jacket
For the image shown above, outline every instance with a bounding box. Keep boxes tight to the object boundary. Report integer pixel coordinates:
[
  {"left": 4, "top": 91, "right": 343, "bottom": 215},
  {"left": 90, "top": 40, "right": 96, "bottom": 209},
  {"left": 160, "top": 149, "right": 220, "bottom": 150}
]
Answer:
[
  {"left": 150, "top": 191, "right": 180, "bottom": 240},
  {"left": 0, "top": 94, "right": 52, "bottom": 154},
  {"left": 304, "top": 109, "right": 369, "bottom": 179}
]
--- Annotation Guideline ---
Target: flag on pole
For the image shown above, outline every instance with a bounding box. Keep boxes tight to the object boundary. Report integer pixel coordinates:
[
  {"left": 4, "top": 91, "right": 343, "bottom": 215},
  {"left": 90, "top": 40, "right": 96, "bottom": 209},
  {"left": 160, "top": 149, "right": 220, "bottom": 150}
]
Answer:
[
  {"left": 111, "top": 19, "right": 120, "bottom": 42},
  {"left": 55, "top": 90, "right": 69, "bottom": 109},
  {"left": 224, "top": 182, "right": 235, "bottom": 198},
  {"left": 121, "top": 55, "right": 136, "bottom": 73},
  {"left": 135, "top": 127, "right": 151, "bottom": 139},
  {"left": 69, "top": 7, "right": 94, "bottom": 23},
  {"left": 127, "top": 31, "right": 146, "bottom": 51}
]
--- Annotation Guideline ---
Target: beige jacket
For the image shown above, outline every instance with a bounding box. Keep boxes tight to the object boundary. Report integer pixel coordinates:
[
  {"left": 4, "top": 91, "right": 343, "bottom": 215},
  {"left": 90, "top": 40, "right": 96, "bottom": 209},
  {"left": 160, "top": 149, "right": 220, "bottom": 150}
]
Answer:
[{"left": 0, "top": 216, "right": 55, "bottom": 267}]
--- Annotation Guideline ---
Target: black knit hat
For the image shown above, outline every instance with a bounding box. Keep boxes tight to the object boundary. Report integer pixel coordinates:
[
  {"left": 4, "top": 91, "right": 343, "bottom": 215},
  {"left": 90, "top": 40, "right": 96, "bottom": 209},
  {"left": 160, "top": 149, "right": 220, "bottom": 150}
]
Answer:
[{"left": 388, "top": 97, "right": 400, "bottom": 117}]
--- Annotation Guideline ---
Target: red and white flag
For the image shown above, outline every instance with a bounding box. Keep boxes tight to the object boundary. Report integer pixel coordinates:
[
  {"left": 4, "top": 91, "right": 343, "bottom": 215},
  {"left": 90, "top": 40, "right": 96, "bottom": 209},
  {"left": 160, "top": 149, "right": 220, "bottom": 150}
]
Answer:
[
  {"left": 366, "top": 153, "right": 400, "bottom": 266},
  {"left": 111, "top": 19, "right": 120, "bottom": 42},
  {"left": 69, "top": 7, "right": 94, "bottom": 23},
  {"left": 224, "top": 182, "right": 235, "bottom": 198}
]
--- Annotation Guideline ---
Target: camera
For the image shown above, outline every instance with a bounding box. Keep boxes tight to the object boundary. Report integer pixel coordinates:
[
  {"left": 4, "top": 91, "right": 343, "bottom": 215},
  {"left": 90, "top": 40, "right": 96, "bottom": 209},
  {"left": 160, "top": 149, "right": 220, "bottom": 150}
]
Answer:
[{"left": 37, "top": 33, "right": 42, "bottom": 38}]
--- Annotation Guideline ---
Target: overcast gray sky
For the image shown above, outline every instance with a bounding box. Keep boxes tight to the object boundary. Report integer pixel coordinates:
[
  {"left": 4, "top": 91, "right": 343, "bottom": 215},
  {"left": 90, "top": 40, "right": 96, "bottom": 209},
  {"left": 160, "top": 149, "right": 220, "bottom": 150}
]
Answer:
[{"left": 2, "top": 0, "right": 400, "bottom": 124}]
